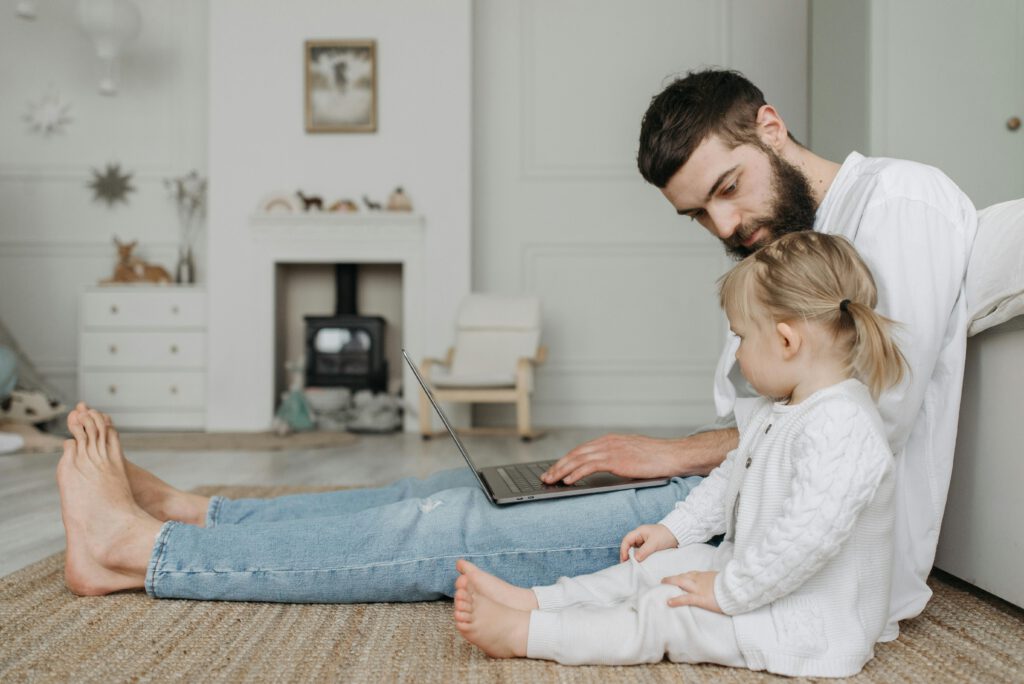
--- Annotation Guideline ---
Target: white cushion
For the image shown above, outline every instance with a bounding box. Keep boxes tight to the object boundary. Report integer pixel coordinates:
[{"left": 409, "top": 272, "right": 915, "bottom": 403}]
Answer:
[
  {"left": 457, "top": 295, "right": 540, "bottom": 329},
  {"left": 450, "top": 329, "right": 541, "bottom": 378},
  {"left": 967, "top": 199, "right": 1024, "bottom": 336},
  {"left": 431, "top": 371, "right": 516, "bottom": 388}
]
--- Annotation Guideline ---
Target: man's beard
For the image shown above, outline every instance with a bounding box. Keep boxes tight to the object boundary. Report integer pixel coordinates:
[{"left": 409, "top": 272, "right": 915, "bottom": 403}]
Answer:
[{"left": 723, "top": 149, "right": 818, "bottom": 260}]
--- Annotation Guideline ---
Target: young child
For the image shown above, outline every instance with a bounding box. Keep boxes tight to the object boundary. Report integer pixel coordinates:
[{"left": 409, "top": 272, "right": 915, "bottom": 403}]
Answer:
[{"left": 452, "top": 231, "right": 907, "bottom": 678}]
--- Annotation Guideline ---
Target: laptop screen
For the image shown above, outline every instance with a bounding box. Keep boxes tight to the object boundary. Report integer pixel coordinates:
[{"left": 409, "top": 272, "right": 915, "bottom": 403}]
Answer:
[{"left": 402, "top": 350, "right": 492, "bottom": 495}]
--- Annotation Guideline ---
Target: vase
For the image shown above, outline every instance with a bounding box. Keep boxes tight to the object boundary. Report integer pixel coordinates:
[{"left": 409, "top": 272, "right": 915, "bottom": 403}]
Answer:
[{"left": 175, "top": 246, "right": 196, "bottom": 284}]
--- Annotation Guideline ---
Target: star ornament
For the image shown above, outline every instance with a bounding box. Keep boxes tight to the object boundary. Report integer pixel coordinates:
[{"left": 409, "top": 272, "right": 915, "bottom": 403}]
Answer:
[
  {"left": 88, "top": 163, "right": 135, "bottom": 207},
  {"left": 24, "top": 91, "right": 73, "bottom": 137}
]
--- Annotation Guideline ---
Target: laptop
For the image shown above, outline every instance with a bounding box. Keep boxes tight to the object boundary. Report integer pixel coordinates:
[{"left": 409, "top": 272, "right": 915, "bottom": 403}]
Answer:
[{"left": 403, "top": 349, "right": 671, "bottom": 504}]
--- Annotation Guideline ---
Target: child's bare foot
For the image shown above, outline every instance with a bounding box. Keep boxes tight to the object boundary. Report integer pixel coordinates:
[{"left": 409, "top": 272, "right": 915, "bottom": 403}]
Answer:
[
  {"left": 69, "top": 403, "right": 210, "bottom": 526},
  {"left": 453, "top": 586, "right": 530, "bottom": 658},
  {"left": 57, "top": 409, "right": 162, "bottom": 595},
  {"left": 455, "top": 559, "right": 538, "bottom": 611}
]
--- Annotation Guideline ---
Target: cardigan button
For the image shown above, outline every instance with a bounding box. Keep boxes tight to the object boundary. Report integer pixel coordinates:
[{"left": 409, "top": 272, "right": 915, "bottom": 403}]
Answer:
[{"left": 745, "top": 456, "right": 752, "bottom": 469}]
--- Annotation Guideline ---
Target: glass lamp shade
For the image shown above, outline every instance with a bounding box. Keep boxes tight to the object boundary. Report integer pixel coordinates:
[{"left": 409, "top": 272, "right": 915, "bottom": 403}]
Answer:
[{"left": 77, "top": 0, "right": 141, "bottom": 95}]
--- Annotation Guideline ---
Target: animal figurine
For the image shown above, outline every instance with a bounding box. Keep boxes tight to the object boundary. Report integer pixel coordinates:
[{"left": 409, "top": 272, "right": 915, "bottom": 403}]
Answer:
[
  {"left": 362, "top": 195, "right": 382, "bottom": 211},
  {"left": 327, "top": 199, "right": 359, "bottom": 213},
  {"left": 296, "top": 190, "right": 324, "bottom": 211},
  {"left": 386, "top": 187, "right": 413, "bottom": 212},
  {"left": 103, "top": 238, "right": 172, "bottom": 284}
]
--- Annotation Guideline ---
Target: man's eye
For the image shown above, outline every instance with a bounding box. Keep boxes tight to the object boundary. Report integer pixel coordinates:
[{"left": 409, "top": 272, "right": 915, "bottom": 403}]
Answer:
[{"left": 722, "top": 182, "right": 738, "bottom": 196}]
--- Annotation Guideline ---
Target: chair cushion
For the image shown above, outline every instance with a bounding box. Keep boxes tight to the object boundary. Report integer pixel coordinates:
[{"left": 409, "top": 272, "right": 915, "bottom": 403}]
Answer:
[
  {"left": 450, "top": 329, "right": 541, "bottom": 378},
  {"left": 430, "top": 371, "right": 516, "bottom": 388},
  {"left": 457, "top": 295, "right": 540, "bottom": 329},
  {"left": 968, "top": 199, "right": 1024, "bottom": 336}
]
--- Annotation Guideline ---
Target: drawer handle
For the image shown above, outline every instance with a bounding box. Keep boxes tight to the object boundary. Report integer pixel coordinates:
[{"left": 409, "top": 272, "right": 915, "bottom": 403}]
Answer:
[
  {"left": 108, "top": 385, "right": 117, "bottom": 395},
  {"left": 170, "top": 385, "right": 179, "bottom": 395},
  {"left": 109, "top": 345, "right": 118, "bottom": 355},
  {"left": 110, "top": 305, "right": 119, "bottom": 315},
  {"left": 170, "top": 344, "right": 179, "bottom": 354}
]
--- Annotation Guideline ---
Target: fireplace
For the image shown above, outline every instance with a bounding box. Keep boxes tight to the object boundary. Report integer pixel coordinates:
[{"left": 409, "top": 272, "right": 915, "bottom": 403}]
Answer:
[
  {"left": 241, "top": 211, "right": 424, "bottom": 432},
  {"left": 304, "top": 264, "right": 389, "bottom": 392}
]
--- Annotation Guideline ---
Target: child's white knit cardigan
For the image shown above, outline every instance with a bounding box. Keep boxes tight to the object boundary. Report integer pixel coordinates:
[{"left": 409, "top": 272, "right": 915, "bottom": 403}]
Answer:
[{"left": 660, "top": 379, "right": 895, "bottom": 678}]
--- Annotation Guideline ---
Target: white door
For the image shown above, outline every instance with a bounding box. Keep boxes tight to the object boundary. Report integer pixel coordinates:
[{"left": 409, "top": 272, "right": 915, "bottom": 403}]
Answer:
[{"left": 870, "top": 0, "right": 1024, "bottom": 208}]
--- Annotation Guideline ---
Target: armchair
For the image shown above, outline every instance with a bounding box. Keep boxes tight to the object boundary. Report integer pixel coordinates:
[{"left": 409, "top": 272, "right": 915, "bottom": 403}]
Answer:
[{"left": 419, "top": 294, "right": 546, "bottom": 440}]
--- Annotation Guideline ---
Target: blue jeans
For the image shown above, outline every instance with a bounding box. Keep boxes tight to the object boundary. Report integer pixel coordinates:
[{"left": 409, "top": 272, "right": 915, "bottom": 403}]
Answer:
[{"left": 145, "top": 467, "right": 701, "bottom": 603}]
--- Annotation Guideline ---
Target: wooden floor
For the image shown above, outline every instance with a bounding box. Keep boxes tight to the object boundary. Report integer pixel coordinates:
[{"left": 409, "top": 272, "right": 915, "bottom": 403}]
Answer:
[{"left": 0, "top": 426, "right": 683, "bottom": 578}]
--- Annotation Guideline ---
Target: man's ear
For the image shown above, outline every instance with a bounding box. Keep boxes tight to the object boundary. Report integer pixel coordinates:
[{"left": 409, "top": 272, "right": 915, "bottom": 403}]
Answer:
[
  {"left": 755, "top": 105, "right": 789, "bottom": 152},
  {"left": 775, "top": 321, "right": 801, "bottom": 360}
]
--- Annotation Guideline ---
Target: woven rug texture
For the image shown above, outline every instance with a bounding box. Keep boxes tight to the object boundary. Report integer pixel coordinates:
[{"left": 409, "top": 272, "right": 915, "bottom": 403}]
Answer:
[
  {"left": 117, "top": 430, "right": 359, "bottom": 452},
  {"left": 1, "top": 485, "right": 1022, "bottom": 683}
]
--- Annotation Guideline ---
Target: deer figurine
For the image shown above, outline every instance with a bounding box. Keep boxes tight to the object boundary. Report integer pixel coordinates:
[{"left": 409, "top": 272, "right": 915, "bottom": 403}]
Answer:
[{"left": 103, "top": 238, "right": 172, "bottom": 284}]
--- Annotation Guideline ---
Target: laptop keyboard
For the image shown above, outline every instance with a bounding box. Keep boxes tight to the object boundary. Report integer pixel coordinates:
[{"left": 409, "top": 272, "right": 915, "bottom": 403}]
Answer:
[{"left": 497, "top": 462, "right": 588, "bottom": 494}]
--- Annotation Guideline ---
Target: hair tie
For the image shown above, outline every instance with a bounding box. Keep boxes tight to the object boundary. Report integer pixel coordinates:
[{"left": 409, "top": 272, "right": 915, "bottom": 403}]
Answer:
[{"left": 839, "top": 299, "right": 851, "bottom": 313}]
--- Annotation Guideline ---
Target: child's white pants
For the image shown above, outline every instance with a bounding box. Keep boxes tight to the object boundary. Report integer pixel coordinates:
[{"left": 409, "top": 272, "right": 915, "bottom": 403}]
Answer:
[{"left": 526, "top": 542, "right": 745, "bottom": 667}]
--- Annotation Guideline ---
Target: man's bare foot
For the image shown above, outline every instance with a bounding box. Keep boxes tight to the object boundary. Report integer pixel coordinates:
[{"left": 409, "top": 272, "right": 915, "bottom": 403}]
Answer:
[
  {"left": 70, "top": 403, "right": 210, "bottom": 526},
  {"left": 455, "top": 559, "right": 538, "bottom": 611},
  {"left": 453, "top": 585, "right": 530, "bottom": 658},
  {"left": 57, "top": 409, "right": 163, "bottom": 595}
]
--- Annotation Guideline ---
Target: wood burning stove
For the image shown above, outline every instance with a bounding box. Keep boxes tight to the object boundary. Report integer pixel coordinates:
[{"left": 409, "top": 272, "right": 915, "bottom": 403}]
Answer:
[{"left": 304, "top": 264, "right": 388, "bottom": 392}]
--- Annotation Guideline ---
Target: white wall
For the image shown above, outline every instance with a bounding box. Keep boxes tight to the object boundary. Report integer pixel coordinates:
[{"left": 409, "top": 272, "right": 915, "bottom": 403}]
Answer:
[
  {"left": 808, "top": 0, "right": 870, "bottom": 160},
  {"left": 206, "top": 0, "right": 472, "bottom": 430},
  {"left": 472, "top": 0, "right": 809, "bottom": 427},
  {"left": 0, "top": 0, "right": 207, "bottom": 401},
  {"left": 2, "top": 1, "right": 806, "bottom": 431}
]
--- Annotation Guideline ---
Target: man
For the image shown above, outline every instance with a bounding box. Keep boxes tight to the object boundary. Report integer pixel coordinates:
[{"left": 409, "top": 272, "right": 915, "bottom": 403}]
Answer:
[
  {"left": 544, "top": 69, "right": 976, "bottom": 639},
  {"left": 59, "top": 70, "right": 974, "bottom": 642}
]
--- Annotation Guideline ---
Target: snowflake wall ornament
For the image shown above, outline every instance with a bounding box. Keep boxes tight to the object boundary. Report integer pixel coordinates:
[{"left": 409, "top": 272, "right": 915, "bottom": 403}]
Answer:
[
  {"left": 24, "top": 90, "right": 73, "bottom": 137},
  {"left": 88, "top": 163, "right": 135, "bottom": 207}
]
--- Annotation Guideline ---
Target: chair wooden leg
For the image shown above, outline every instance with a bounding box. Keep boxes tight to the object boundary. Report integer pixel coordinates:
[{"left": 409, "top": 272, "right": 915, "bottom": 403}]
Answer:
[
  {"left": 516, "top": 387, "right": 532, "bottom": 440},
  {"left": 420, "top": 390, "right": 433, "bottom": 438}
]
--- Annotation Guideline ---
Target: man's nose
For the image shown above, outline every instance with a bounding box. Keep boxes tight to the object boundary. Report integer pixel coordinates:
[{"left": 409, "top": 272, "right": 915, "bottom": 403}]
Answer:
[{"left": 706, "top": 205, "right": 741, "bottom": 240}]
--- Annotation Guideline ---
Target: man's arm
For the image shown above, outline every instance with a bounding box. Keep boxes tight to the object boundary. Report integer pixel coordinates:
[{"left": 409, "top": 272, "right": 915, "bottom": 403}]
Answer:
[{"left": 541, "top": 427, "right": 738, "bottom": 484}]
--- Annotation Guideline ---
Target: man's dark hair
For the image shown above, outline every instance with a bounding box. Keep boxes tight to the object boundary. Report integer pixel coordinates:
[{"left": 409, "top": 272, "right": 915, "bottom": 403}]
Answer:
[{"left": 637, "top": 69, "right": 796, "bottom": 188}]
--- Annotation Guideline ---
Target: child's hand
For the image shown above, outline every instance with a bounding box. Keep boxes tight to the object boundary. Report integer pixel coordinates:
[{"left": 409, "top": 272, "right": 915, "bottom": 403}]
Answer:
[
  {"left": 619, "top": 524, "right": 678, "bottom": 562},
  {"left": 661, "top": 570, "right": 723, "bottom": 613}
]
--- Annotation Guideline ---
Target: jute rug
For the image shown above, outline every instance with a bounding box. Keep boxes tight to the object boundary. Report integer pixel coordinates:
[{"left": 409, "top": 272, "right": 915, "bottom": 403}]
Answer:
[
  {"left": 2, "top": 485, "right": 1022, "bottom": 683},
  {"left": 117, "top": 431, "right": 359, "bottom": 452}
]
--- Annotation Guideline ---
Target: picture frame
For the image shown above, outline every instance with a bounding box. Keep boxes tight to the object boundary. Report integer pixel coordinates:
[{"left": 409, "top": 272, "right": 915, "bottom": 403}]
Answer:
[{"left": 304, "top": 39, "right": 377, "bottom": 133}]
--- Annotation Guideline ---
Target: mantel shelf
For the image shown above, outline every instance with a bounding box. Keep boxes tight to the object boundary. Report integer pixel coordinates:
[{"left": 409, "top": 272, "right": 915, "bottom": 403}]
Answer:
[
  {"left": 250, "top": 212, "right": 425, "bottom": 246},
  {"left": 250, "top": 212, "right": 423, "bottom": 226}
]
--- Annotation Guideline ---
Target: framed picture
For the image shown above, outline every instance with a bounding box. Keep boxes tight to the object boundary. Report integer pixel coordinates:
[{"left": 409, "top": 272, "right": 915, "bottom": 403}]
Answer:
[{"left": 304, "top": 39, "right": 377, "bottom": 133}]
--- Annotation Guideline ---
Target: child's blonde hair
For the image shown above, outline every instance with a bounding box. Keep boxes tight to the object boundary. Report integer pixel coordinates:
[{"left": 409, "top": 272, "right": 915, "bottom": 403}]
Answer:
[{"left": 719, "top": 231, "right": 907, "bottom": 399}]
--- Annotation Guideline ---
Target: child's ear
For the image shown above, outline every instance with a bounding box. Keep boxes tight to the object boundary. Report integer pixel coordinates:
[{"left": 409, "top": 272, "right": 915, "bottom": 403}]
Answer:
[{"left": 775, "top": 321, "right": 801, "bottom": 360}]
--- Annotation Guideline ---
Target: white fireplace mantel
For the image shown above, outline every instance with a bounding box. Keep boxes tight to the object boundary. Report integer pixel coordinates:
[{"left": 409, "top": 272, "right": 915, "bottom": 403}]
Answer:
[{"left": 250, "top": 212, "right": 426, "bottom": 432}]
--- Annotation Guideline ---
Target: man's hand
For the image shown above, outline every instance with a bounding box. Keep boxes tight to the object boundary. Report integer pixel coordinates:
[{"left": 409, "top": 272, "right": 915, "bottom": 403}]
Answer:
[
  {"left": 541, "top": 434, "right": 685, "bottom": 484},
  {"left": 661, "top": 571, "right": 722, "bottom": 613},
  {"left": 619, "top": 523, "right": 678, "bottom": 562}
]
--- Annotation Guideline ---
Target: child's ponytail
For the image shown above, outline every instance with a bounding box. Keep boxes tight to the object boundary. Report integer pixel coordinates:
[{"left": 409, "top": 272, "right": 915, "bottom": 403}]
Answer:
[{"left": 842, "top": 300, "right": 907, "bottom": 400}]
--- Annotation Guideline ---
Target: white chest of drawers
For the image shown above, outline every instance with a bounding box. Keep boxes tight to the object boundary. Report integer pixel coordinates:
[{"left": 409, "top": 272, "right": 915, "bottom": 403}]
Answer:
[{"left": 78, "top": 286, "right": 207, "bottom": 430}]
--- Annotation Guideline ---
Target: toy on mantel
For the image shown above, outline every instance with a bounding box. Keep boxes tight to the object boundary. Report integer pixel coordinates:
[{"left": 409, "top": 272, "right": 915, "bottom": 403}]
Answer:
[
  {"left": 296, "top": 190, "right": 324, "bottom": 211},
  {"left": 327, "top": 199, "right": 359, "bottom": 213},
  {"left": 362, "top": 195, "right": 382, "bottom": 211},
  {"left": 386, "top": 186, "right": 413, "bottom": 211},
  {"left": 101, "top": 237, "right": 172, "bottom": 285}
]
